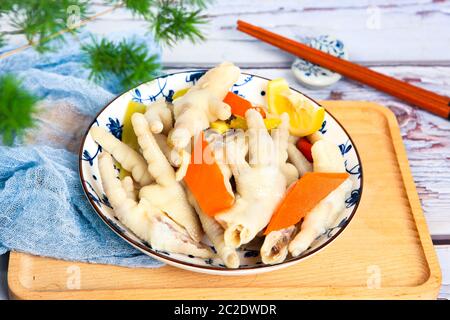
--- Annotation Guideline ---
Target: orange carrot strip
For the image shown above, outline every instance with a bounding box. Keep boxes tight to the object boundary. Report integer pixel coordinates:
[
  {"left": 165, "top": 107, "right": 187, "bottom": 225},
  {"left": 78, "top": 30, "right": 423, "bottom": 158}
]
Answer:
[
  {"left": 264, "top": 172, "right": 349, "bottom": 234},
  {"left": 224, "top": 92, "right": 266, "bottom": 118},
  {"left": 184, "top": 132, "right": 235, "bottom": 216}
]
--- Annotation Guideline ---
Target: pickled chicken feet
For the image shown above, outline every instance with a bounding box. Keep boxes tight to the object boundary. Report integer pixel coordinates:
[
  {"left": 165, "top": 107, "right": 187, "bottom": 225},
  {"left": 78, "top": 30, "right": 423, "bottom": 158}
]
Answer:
[
  {"left": 90, "top": 126, "right": 153, "bottom": 186},
  {"left": 98, "top": 152, "right": 212, "bottom": 258},
  {"left": 215, "top": 110, "right": 290, "bottom": 248},
  {"left": 188, "top": 192, "right": 240, "bottom": 269},
  {"left": 144, "top": 99, "right": 173, "bottom": 135},
  {"left": 131, "top": 113, "right": 203, "bottom": 242},
  {"left": 169, "top": 62, "right": 240, "bottom": 150},
  {"left": 260, "top": 225, "right": 297, "bottom": 264},
  {"left": 288, "top": 140, "right": 352, "bottom": 257}
]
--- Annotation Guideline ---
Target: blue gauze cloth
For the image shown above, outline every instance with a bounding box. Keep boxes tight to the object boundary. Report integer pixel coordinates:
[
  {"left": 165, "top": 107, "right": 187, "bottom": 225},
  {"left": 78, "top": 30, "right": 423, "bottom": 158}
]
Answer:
[{"left": 0, "top": 31, "right": 164, "bottom": 268}]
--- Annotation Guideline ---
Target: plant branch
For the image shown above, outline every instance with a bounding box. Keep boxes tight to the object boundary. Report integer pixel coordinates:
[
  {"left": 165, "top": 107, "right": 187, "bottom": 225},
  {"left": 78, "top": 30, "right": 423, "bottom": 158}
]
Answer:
[
  {"left": 0, "top": 4, "right": 121, "bottom": 60},
  {"left": 82, "top": 37, "right": 161, "bottom": 92},
  {"left": 0, "top": 74, "right": 39, "bottom": 145}
]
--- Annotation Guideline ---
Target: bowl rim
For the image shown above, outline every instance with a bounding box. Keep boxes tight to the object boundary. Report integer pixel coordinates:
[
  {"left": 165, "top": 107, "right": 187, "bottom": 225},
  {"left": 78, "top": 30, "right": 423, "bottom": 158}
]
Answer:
[{"left": 78, "top": 70, "right": 364, "bottom": 272}]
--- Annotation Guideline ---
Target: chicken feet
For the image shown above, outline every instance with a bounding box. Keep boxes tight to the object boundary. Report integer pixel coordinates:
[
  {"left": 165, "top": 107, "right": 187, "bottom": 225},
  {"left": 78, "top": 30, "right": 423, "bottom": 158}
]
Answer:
[
  {"left": 131, "top": 113, "right": 203, "bottom": 242},
  {"left": 215, "top": 110, "right": 290, "bottom": 248},
  {"left": 98, "top": 152, "right": 212, "bottom": 258},
  {"left": 169, "top": 62, "right": 240, "bottom": 150}
]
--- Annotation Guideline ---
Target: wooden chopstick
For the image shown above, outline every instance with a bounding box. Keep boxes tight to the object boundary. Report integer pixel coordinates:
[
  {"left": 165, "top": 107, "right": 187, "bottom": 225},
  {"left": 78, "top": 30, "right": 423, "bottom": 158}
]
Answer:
[
  {"left": 237, "top": 20, "right": 450, "bottom": 120},
  {"left": 237, "top": 20, "right": 450, "bottom": 112}
]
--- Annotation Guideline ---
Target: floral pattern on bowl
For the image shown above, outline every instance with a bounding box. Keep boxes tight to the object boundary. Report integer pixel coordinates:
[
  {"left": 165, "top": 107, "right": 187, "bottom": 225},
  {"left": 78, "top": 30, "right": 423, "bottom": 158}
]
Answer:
[
  {"left": 292, "top": 35, "right": 349, "bottom": 89},
  {"left": 79, "top": 71, "right": 363, "bottom": 275}
]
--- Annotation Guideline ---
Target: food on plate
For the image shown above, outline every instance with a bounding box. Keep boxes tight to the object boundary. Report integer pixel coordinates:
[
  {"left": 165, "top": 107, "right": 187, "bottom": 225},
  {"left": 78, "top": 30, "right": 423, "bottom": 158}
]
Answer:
[
  {"left": 169, "top": 61, "right": 240, "bottom": 150},
  {"left": 287, "top": 142, "right": 312, "bottom": 177},
  {"left": 122, "top": 101, "right": 147, "bottom": 151},
  {"left": 210, "top": 120, "right": 230, "bottom": 134},
  {"left": 311, "top": 139, "right": 346, "bottom": 173},
  {"left": 288, "top": 140, "right": 352, "bottom": 256},
  {"left": 223, "top": 91, "right": 266, "bottom": 118},
  {"left": 89, "top": 62, "right": 353, "bottom": 268},
  {"left": 229, "top": 115, "right": 282, "bottom": 131},
  {"left": 264, "top": 172, "right": 350, "bottom": 235},
  {"left": 261, "top": 225, "right": 297, "bottom": 265},
  {"left": 214, "top": 110, "right": 290, "bottom": 248},
  {"left": 188, "top": 192, "right": 240, "bottom": 268},
  {"left": 90, "top": 126, "right": 153, "bottom": 185},
  {"left": 116, "top": 101, "right": 147, "bottom": 179},
  {"left": 307, "top": 130, "right": 324, "bottom": 144},
  {"left": 144, "top": 99, "right": 173, "bottom": 135},
  {"left": 288, "top": 178, "right": 352, "bottom": 257},
  {"left": 296, "top": 137, "right": 313, "bottom": 162},
  {"left": 184, "top": 132, "right": 235, "bottom": 217},
  {"left": 98, "top": 152, "right": 212, "bottom": 258},
  {"left": 267, "top": 78, "right": 325, "bottom": 137},
  {"left": 132, "top": 113, "right": 203, "bottom": 242},
  {"left": 172, "top": 87, "right": 189, "bottom": 100}
]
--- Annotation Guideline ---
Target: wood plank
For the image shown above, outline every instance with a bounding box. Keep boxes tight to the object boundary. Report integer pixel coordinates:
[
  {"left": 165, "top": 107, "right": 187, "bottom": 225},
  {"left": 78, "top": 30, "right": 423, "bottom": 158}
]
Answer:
[
  {"left": 2, "top": 246, "right": 448, "bottom": 298},
  {"left": 161, "top": 0, "right": 450, "bottom": 65},
  {"left": 2, "top": 0, "right": 450, "bottom": 64}
]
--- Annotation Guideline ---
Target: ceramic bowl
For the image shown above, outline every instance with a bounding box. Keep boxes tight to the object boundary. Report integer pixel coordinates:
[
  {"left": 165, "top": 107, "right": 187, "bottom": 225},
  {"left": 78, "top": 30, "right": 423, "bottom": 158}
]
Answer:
[{"left": 79, "top": 71, "right": 363, "bottom": 275}]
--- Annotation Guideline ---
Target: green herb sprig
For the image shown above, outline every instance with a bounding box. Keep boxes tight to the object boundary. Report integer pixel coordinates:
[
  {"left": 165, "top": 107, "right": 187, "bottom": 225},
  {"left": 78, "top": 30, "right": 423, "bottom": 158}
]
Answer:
[
  {"left": 0, "top": 0, "right": 89, "bottom": 53},
  {"left": 0, "top": 1, "right": 213, "bottom": 146},
  {"left": 109, "top": 0, "right": 210, "bottom": 46},
  {"left": 111, "top": 0, "right": 154, "bottom": 16},
  {"left": 0, "top": 74, "right": 39, "bottom": 145},
  {"left": 149, "top": 2, "right": 208, "bottom": 46},
  {"left": 82, "top": 37, "right": 161, "bottom": 91}
]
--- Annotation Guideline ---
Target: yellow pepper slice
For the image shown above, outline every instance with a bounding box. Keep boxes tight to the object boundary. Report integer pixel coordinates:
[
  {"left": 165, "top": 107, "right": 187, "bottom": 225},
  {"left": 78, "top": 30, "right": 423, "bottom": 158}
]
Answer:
[
  {"left": 210, "top": 120, "right": 230, "bottom": 134},
  {"left": 229, "top": 116, "right": 281, "bottom": 131},
  {"left": 172, "top": 87, "right": 189, "bottom": 101},
  {"left": 118, "top": 101, "right": 147, "bottom": 178}
]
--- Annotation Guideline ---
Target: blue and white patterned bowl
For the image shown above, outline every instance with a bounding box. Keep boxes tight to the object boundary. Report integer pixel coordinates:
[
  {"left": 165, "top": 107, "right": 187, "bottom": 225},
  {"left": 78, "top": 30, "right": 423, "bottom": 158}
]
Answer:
[{"left": 79, "top": 71, "right": 363, "bottom": 275}]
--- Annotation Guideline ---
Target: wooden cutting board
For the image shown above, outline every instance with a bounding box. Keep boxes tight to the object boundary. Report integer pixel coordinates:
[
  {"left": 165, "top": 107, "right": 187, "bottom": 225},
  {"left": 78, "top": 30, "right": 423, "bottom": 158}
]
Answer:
[{"left": 7, "top": 101, "right": 442, "bottom": 299}]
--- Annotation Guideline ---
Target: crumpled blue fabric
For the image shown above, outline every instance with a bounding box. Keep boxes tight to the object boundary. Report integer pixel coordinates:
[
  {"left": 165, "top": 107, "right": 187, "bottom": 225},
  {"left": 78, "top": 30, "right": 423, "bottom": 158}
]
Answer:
[{"left": 0, "top": 31, "right": 163, "bottom": 268}]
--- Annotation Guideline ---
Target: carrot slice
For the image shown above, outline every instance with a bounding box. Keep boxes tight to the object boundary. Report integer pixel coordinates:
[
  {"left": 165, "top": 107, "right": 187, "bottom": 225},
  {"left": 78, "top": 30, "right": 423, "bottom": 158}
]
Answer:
[
  {"left": 296, "top": 137, "right": 313, "bottom": 162},
  {"left": 224, "top": 92, "right": 266, "bottom": 118},
  {"left": 184, "top": 132, "right": 235, "bottom": 216},
  {"left": 264, "top": 172, "right": 349, "bottom": 234}
]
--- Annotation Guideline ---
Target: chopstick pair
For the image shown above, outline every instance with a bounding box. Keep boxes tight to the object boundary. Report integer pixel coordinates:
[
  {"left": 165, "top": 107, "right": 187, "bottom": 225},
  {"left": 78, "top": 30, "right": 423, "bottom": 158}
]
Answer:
[{"left": 237, "top": 20, "right": 450, "bottom": 120}]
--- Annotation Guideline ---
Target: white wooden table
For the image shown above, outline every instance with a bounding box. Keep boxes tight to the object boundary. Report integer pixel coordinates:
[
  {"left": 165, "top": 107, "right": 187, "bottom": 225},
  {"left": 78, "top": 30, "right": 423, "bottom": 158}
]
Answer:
[{"left": 0, "top": 0, "right": 449, "bottom": 299}]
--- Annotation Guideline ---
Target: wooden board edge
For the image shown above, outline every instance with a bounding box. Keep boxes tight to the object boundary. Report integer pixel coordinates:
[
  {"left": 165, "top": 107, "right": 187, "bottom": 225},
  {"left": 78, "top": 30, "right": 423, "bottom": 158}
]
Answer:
[
  {"left": 7, "top": 101, "right": 442, "bottom": 300},
  {"left": 6, "top": 258, "right": 441, "bottom": 300},
  {"left": 376, "top": 102, "right": 442, "bottom": 298},
  {"left": 6, "top": 251, "right": 442, "bottom": 300},
  {"left": 7, "top": 252, "right": 24, "bottom": 300}
]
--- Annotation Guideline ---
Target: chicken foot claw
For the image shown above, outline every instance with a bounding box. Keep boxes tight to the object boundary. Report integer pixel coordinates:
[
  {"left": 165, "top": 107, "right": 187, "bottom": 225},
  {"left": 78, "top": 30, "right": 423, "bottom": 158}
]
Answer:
[
  {"left": 216, "top": 110, "right": 291, "bottom": 248},
  {"left": 90, "top": 126, "right": 153, "bottom": 186},
  {"left": 98, "top": 152, "right": 212, "bottom": 258},
  {"left": 131, "top": 113, "right": 203, "bottom": 242},
  {"left": 169, "top": 62, "right": 240, "bottom": 151}
]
